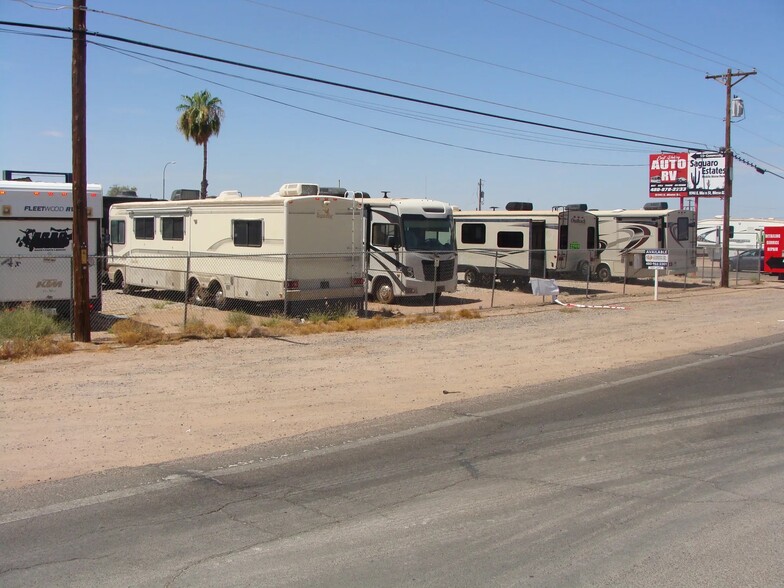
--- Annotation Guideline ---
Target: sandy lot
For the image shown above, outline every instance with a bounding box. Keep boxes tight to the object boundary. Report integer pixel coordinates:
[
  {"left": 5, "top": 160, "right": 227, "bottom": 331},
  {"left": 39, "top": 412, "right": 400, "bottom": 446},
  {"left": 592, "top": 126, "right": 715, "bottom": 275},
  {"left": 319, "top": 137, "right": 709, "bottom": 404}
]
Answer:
[{"left": 2, "top": 277, "right": 783, "bottom": 490}]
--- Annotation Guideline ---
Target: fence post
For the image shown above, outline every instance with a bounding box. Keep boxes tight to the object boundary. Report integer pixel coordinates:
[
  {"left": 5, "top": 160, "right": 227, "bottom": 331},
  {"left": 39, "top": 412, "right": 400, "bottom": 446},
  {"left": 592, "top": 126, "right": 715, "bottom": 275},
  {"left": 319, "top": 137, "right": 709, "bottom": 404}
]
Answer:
[
  {"left": 490, "top": 250, "right": 499, "bottom": 308},
  {"left": 69, "top": 256, "right": 75, "bottom": 340},
  {"left": 622, "top": 251, "right": 627, "bottom": 296},
  {"left": 283, "top": 253, "right": 289, "bottom": 316},
  {"left": 183, "top": 252, "right": 191, "bottom": 328},
  {"left": 584, "top": 255, "right": 590, "bottom": 298},
  {"left": 431, "top": 254, "right": 439, "bottom": 314}
]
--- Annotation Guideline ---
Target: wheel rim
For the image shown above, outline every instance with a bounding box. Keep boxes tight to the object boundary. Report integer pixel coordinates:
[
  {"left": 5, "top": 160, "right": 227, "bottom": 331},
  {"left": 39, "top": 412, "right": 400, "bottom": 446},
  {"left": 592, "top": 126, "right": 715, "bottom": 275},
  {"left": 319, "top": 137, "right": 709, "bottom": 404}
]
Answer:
[
  {"left": 465, "top": 269, "right": 478, "bottom": 286},
  {"left": 375, "top": 281, "right": 394, "bottom": 304},
  {"left": 213, "top": 285, "right": 226, "bottom": 309}
]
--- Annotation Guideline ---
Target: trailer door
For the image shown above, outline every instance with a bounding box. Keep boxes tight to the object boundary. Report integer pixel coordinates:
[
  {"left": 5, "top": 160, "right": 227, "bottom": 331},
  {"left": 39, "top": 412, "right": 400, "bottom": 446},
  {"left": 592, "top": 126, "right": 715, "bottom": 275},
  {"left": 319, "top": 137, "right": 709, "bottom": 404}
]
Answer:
[{"left": 530, "top": 220, "right": 546, "bottom": 278}]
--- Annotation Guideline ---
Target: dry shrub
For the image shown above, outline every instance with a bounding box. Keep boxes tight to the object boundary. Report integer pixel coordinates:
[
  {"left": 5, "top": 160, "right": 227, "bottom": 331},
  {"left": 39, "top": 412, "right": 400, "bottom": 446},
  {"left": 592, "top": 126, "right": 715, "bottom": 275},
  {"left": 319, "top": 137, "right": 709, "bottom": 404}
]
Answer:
[
  {"left": 182, "top": 320, "right": 224, "bottom": 339},
  {"left": 0, "top": 337, "right": 74, "bottom": 361},
  {"left": 457, "top": 309, "right": 481, "bottom": 319},
  {"left": 109, "top": 319, "right": 166, "bottom": 346}
]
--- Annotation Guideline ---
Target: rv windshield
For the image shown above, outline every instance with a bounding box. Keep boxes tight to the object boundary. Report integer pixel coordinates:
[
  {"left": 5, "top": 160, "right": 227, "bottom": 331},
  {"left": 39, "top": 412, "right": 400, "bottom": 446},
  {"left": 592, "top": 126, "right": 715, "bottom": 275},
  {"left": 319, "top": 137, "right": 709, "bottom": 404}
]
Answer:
[{"left": 401, "top": 215, "right": 454, "bottom": 251}]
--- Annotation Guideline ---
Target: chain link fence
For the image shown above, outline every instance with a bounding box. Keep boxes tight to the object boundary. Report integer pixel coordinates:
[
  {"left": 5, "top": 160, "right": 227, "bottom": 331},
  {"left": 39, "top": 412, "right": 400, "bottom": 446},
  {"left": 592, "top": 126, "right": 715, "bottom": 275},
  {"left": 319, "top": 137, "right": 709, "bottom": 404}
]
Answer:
[{"left": 3, "top": 245, "right": 773, "bottom": 335}]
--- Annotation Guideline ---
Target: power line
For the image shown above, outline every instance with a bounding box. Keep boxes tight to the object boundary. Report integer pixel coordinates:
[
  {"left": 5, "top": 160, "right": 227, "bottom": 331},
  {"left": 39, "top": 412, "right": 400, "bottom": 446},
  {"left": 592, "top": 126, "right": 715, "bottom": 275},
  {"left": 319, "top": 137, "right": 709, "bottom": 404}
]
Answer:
[
  {"left": 99, "top": 40, "right": 650, "bottom": 154},
  {"left": 238, "top": 0, "right": 717, "bottom": 121},
  {"left": 95, "top": 42, "right": 645, "bottom": 167},
  {"left": 573, "top": 0, "right": 784, "bottom": 93},
  {"left": 0, "top": 19, "right": 710, "bottom": 152},
  {"left": 484, "top": 0, "right": 706, "bottom": 74},
  {"left": 548, "top": 0, "right": 733, "bottom": 70},
  {"left": 4, "top": 0, "right": 719, "bottom": 126},
  {"left": 575, "top": 0, "right": 755, "bottom": 70}
]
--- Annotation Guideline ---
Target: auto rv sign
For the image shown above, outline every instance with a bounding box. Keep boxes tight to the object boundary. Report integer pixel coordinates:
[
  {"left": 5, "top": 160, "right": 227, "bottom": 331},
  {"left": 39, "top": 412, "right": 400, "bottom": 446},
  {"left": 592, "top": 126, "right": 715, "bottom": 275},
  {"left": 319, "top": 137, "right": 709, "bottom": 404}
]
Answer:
[
  {"left": 649, "top": 152, "right": 726, "bottom": 199},
  {"left": 649, "top": 153, "right": 688, "bottom": 198}
]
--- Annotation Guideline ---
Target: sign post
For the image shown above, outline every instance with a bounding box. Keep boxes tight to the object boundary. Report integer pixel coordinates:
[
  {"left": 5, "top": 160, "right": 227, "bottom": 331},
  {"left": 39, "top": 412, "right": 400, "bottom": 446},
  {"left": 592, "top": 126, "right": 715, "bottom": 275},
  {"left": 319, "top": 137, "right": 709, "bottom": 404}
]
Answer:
[{"left": 645, "top": 249, "right": 669, "bottom": 301}]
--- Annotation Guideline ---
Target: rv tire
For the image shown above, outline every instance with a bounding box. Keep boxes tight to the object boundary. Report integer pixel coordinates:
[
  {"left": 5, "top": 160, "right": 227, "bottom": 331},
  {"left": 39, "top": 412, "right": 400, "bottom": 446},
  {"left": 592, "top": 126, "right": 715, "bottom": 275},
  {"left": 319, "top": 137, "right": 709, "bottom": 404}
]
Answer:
[
  {"left": 373, "top": 278, "right": 395, "bottom": 305},
  {"left": 210, "top": 281, "right": 228, "bottom": 311},
  {"left": 463, "top": 267, "right": 481, "bottom": 287},
  {"left": 500, "top": 276, "right": 515, "bottom": 290},
  {"left": 596, "top": 264, "right": 612, "bottom": 282},
  {"left": 189, "top": 280, "right": 209, "bottom": 306},
  {"left": 577, "top": 260, "right": 590, "bottom": 278}
]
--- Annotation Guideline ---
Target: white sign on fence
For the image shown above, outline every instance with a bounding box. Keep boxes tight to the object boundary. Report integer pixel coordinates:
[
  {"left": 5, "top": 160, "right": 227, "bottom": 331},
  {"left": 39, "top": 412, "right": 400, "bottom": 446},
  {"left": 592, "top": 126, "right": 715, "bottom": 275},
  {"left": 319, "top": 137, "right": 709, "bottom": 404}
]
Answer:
[{"left": 645, "top": 249, "right": 669, "bottom": 269}]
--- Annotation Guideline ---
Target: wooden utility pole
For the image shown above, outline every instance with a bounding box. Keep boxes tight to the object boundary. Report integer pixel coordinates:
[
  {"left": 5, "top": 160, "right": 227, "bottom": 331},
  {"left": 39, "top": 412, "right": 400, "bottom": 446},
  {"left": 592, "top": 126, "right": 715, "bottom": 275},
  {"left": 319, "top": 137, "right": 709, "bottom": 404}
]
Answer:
[
  {"left": 72, "top": 0, "right": 90, "bottom": 341},
  {"left": 478, "top": 179, "right": 484, "bottom": 211},
  {"left": 705, "top": 68, "right": 756, "bottom": 288}
]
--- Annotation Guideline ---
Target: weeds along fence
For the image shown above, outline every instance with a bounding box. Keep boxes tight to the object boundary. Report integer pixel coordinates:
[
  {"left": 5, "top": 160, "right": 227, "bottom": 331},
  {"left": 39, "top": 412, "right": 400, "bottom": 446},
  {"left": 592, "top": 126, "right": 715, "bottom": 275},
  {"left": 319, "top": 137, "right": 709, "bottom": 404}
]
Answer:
[
  {"left": 3, "top": 246, "right": 767, "bottom": 336},
  {"left": 100, "top": 251, "right": 366, "bottom": 326}
]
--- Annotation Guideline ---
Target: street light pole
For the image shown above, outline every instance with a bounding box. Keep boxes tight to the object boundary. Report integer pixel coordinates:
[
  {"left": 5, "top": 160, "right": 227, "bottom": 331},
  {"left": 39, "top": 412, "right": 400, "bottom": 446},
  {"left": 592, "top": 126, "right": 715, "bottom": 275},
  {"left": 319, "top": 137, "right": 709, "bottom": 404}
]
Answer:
[{"left": 162, "top": 160, "right": 176, "bottom": 199}]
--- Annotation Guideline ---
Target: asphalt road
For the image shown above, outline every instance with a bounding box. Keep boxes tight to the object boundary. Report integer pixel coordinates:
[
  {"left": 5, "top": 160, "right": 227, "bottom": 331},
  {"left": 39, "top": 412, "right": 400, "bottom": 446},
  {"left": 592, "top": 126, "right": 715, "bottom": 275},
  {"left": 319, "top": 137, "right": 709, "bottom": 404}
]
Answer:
[{"left": 2, "top": 335, "right": 784, "bottom": 587}]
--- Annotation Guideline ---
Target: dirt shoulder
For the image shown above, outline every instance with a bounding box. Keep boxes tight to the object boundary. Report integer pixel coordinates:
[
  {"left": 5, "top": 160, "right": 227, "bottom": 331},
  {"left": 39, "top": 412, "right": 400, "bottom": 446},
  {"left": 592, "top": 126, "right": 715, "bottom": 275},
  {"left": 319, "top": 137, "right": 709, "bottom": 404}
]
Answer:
[{"left": 2, "top": 281, "right": 783, "bottom": 490}]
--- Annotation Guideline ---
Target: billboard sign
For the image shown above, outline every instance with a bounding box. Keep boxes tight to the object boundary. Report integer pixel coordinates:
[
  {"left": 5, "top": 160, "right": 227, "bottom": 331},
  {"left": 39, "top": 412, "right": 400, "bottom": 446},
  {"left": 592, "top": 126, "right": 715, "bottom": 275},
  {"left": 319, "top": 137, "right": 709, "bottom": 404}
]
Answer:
[
  {"left": 687, "top": 152, "right": 726, "bottom": 197},
  {"left": 649, "top": 153, "right": 688, "bottom": 198}
]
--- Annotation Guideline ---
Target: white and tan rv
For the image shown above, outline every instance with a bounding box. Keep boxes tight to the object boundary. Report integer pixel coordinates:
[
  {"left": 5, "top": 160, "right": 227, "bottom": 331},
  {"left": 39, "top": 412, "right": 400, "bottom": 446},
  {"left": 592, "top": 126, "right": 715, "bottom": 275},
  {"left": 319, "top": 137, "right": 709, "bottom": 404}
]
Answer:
[
  {"left": 593, "top": 204, "right": 696, "bottom": 281},
  {"left": 453, "top": 203, "right": 599, "bottom": 288},
  {"left": 106, "top": 185, "right": 364, "bottom": 311}
]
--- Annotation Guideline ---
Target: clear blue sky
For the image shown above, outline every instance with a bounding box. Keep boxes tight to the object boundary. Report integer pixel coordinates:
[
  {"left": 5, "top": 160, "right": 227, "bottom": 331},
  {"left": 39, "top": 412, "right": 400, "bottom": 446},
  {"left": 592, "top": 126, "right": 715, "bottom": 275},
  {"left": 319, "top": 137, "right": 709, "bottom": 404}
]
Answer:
[{"left": 1, "top": 0, "right": 782, "bottom": 219}]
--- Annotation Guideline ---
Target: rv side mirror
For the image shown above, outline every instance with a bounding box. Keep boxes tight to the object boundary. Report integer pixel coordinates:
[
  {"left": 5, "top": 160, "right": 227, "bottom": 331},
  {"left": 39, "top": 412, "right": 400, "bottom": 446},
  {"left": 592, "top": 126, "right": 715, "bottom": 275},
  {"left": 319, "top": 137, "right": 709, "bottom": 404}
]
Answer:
[
  {"left": 728, "top": 226, "right": 735, "bottom": 238},
  {"left": 386, "top": 235, "right": 400, "bottom": 250}
]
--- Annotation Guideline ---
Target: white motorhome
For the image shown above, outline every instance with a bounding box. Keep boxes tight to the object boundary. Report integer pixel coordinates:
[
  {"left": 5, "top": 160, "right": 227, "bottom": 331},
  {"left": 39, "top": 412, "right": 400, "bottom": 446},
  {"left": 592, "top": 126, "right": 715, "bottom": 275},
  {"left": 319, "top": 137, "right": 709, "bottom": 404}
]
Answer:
[
  {"left": 593, "top": 205, "right": 696, "bottom": 281},
  {"left": 453, "top": 203, "right": 599, "bottom": 288},
  {"left": 0, "top": 180, "right": 103, "bottom": 315},
  {"left": 106, "top": 186, "right": 364, "bottom": 311},
  {"left": 697, "top": 216, "right": 784, "bottom": 252},
  {"left": 355, "top": 197, "right": 457, "bottom": 304}
]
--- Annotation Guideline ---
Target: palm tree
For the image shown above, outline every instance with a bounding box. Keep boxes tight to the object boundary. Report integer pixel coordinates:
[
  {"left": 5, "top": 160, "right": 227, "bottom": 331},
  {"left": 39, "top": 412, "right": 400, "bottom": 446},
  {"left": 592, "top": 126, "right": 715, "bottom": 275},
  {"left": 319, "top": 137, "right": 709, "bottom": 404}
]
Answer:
[{"left": 176, "top": 90, "right": 225, "bottom": 199}]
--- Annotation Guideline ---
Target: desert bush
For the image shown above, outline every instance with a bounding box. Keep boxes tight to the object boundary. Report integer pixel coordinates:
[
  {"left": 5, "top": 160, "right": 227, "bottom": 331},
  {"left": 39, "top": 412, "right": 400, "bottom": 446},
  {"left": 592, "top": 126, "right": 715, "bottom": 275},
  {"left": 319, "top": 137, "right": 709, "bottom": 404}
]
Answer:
[
  {"left": 0, "top": 305, "right": 68, "bottom": 341},
  {"left": 109, "top": 319, "right": 166, "bottom": 345}
]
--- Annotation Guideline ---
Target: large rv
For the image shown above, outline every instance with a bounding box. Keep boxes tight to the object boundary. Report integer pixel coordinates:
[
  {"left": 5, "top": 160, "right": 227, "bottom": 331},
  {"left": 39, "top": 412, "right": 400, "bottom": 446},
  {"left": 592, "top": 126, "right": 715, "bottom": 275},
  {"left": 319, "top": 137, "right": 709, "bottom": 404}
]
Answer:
[
  {"left": 453, "top": 203, "right": 599, "bottom": 287},
  {"left": 593, "top": 205, "right": 696, "bottom": 281},
  {"left": 697, "top": 216, "right": 784, "bottom": 252},
  {"left": 106, "top": 187, "right": 364, "bottom": 311},
  {"left": 357, "top": 197, "right": 457, "bottom": 304},
  {"left": 0, "top": 179, "right": 103, "bottom": 315}
]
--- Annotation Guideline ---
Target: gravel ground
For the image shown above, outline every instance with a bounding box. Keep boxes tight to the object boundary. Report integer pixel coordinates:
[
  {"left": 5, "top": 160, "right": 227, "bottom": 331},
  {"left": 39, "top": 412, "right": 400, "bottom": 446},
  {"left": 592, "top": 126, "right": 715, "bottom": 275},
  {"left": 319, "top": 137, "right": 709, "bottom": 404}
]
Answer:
[{"left": 2, "top": 274, "right": 782, "bottom": 490}]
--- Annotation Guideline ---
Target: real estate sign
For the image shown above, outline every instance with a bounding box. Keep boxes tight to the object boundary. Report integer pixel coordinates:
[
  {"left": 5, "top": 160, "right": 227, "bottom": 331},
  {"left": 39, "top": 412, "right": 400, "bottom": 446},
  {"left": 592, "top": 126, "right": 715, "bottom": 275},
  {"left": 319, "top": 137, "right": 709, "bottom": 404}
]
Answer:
[{"left": 687, "top": 152, "right": 726, "bottom": 197}]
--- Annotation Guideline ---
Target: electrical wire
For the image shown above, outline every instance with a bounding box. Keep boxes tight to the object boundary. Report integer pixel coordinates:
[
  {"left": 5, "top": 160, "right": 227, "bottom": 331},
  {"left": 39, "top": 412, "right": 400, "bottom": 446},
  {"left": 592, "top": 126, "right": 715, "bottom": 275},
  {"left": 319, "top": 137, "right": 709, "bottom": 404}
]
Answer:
[
  {"left": 0, "top": 19, "right": 711, "bottom": 152},
  {"left": 99, "top": 40, "right": 650, "bottom": 154},
  {"left": 548, "top": 0, "right": 733, "bottom": 70},
  {"left": 239, "top": 0, "right": 717, "bottom": 121},
  {"left": 484, "top": 0, "right": 706, "bottom": 74},
  {"left": 95, "top": 41, "right": 645, "bottom": 167}
]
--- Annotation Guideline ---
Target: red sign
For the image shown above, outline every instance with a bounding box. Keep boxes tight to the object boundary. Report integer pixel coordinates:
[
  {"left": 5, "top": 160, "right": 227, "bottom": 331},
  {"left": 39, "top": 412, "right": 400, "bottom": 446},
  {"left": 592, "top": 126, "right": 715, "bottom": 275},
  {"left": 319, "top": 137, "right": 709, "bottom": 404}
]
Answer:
[
  {"left": 764, "top": 226, "right": 784, "bottom": 275},
  {"left": 649, "top": 153, "right": 689, "bottom": 198}
]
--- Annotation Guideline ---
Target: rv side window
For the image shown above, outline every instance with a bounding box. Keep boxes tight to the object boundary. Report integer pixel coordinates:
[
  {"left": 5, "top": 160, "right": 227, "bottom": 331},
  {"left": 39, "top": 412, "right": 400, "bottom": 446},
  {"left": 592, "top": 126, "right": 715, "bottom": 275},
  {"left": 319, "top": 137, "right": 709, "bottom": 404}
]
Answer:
[
  {"left": 587, "top": 226, "right": 596, "bottom": 249},
  {"left": 110, "top": 220, "right": 125, "bottom": 245},
  {"left": 162, "top": 217, "right": 184, "bottom": 241},
  {"left": 497, "top": 231, "right": 523, "bottom": 249},
  {"left": 134, "top": 217, "right": 155, "bottom": 240},
  {"left": 371, "top": 223, "right": 398, "bottom": 247},
  {"left": 461, "top": 223, "right": 486, "bottom": 245},
  {"left": 676, "top": 217, "right": 689, "bottom": 241},
  {"left": 233, "top": 220, "right": 262, "bottom": 247}
]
